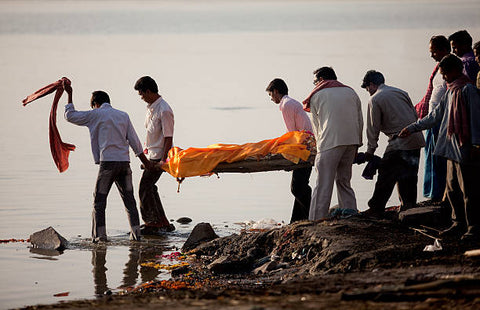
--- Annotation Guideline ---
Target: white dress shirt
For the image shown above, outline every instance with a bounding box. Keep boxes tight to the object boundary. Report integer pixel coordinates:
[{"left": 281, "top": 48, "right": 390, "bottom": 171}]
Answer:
[
  {"left": 65, "top": 102, "right": 143, "bottom": 164},
  {"left": 279, "top": 95, "right": 313, "bottom": 133},
  {"left": 144, "top": 96, "right": 174, "bottom": 160},
  {"left": 429, "top": 71, "right": 447, "bottom": 113}
]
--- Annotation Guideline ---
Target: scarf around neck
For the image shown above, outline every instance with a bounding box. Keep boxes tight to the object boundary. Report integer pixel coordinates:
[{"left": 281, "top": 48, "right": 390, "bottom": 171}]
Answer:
[
  {"left": 415, "top": 64, "right": 439, "bottom": 119},
  {"left": 302, "top": 80, "right": 352, "bottom": 112},
  {"left": 446, "top": 74, "right": 473, "bottom": 146}
]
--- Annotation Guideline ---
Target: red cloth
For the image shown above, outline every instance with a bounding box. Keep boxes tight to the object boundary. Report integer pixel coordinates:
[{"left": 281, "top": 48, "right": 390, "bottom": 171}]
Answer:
[
  {"left": 446, "top": 74, "right": 473, "bottom": 146},
  {"left": 415, "top": 64, "right": 439, "bottom": 119},
  {"left": 302, "top": 80, "right": 352, "bottom": 112},
  {"left": 22, "top": 77, "right": 75, "bottom": 173}
]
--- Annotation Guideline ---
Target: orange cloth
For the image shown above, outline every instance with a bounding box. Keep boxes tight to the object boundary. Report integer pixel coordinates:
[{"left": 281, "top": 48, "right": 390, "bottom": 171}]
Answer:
[
  {"left": 161, "top": 131, "right": 314, "bottom": 178},
  {"left": 22, "top": 77, "right": 75, "bottom": 173}
]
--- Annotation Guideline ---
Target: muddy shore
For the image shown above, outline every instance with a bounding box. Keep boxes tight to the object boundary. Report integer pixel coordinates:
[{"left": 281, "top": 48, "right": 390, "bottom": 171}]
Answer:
[{"left": 21, "top": 203, "right": 480, "bottom": 310}]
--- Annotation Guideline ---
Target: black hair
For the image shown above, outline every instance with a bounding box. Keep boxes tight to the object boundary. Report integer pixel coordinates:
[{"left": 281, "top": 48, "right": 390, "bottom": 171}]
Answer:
[
  {"left": 448, "top": 30, "right": 473, "bottom": 47},
  {"left": 265, "top": 78, "right": 288, "bottom": 95},
  {"left": 91, "top": 90, "right": 110, "bottom": 108},
  {"left": 313, "top": 67, "right": 337, "bottom": 80},
  {"left": 134, "top": 76, "right": 159, "bottom": 93},
  {"left": 438, "top": 54, "right": 464, "bottom": 73},
  {"left": 361, "top": 70, "right": 385, "bottom": 88},
  {"left": 430, "top": 35, "right": 451, "bottom": 52},
  {"left": 474, "top": 41, "right": 480, "bottom": 55}
]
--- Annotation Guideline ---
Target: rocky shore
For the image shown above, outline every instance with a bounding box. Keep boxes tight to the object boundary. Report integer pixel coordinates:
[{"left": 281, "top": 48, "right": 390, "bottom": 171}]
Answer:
[{"left": 22, "top": 203, "right": 480, "bottom": 310}]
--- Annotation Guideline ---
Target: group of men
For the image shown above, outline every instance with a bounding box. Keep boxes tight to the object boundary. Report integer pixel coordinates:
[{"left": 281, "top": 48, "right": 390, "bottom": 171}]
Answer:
[
  {"left": 267, "top": 29, "right": 480, "bottom": 242},
  {"left": 63, "top": 76, "right": 174, "bottom": 242},
  {"left": 63, "top": 29, "right": 480, "bottom": 244}
]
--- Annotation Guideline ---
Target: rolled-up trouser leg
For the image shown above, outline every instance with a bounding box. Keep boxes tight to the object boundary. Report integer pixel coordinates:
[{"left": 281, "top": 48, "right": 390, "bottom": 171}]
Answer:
[{"left": 139, "top": 168, "right": 169, "bottom": 226}]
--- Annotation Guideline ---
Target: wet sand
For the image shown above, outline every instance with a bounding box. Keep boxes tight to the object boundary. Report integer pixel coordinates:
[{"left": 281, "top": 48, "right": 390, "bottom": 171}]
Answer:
[{"left": 20, "top": 203, "right": 480, "bottom": 310}]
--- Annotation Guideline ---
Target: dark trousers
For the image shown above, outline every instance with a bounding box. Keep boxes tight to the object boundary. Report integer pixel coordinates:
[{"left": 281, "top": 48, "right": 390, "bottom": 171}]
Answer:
[
  {"left": 92, "top": 162, "right": 140, "bottom": 239},
  {"left": 139, "top": 167, "right": 170, "bottom": 226},
  {"left": 368, "top": 149, "right": 420, "bottom": 211},
  {"left": 290, "top": 167, "right": 312, "bottom": 223},
  {"left": 446, "top": 160, "right": 480, "bottom": 231}
]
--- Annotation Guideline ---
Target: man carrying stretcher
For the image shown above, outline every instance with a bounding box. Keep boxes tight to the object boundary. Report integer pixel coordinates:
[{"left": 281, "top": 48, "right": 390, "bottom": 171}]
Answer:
[{"left": 266, "top": 78, "right": 313, "bottom": 223}]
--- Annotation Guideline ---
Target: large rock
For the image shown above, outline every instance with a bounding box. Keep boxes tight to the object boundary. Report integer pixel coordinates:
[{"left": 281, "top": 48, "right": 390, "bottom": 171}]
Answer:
[
  {"left": 398, "top": 206, "right": 450, "bottom": 227},
  {"left": 30, "top": 227, "right": 68, "bottom": 251},
  {"left": 207, "top": 255, "right": 252, "bottom": 274},
  {"left": 182, "top": 222, "right": 218, "bottom": 252}
]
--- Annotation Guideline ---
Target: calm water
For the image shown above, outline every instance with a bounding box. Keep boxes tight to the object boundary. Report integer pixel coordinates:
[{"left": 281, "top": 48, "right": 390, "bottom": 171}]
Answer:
[{"left": 1, "top": 0, "right": 479, "bottom": 309}]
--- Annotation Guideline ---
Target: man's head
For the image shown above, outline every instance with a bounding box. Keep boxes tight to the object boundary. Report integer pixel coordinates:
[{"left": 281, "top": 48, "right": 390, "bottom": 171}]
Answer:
[
  {"left": 313, "top": 67, "right": 337, "bottom": 85},
  {"left": 448, "top": 30, "right": 473, "bottom": 57},
  {"left": 429, "top": 35, "right": 451, "bottom": 62},
  {"left": 134, "top": 76, "right": 160, "bottom": 104},
  {"left": 361, "top": 70, "right": 385, "bottom": 96},
  {"left": 474, "top": 41, "right": 480, "bottom": 65},
  {"left": 439, "top": 54, "right": 464, "bottom": 83},
  {"left": 90, "top": 90, "right": 110, "bottom": 109},
  {"left": 266, "top": 78, "right": 288, "bottom": 104}
]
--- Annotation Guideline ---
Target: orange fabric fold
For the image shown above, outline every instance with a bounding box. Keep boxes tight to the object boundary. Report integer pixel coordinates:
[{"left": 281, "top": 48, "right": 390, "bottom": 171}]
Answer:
[
  {"left": 22, "top": 77, "right": 75, "bottom": 173},
  {"left": 161, "top": 131, "right": 314, "bottom": 178}
]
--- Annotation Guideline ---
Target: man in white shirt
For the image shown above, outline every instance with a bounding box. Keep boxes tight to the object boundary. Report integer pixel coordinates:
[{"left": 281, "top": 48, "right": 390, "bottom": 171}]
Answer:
[
  {"left": 63, "top": 82, "right": 152, "bottom": 243},
  {"left": 415, "top": 35, "right": 450, "bottom": 202},
  {"left": 266, "top": 78, "right": 313, "bottom": 223},
  {"left": 134, "top": 76, "right": 175, "bottom": 234},
  {"left": 303, "top": 67, "right": 363, "bottom": 220}
]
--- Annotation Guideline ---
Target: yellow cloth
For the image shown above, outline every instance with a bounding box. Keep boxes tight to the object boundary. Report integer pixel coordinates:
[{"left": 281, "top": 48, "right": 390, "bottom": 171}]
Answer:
[{"left": 161, "top": 131, "right": 314, "bottom": 178}]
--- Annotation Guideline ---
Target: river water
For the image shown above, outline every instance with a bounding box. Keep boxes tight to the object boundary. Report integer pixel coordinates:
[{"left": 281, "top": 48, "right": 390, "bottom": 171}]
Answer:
[{"left": 0, "top": 0, "right": 479, "bottom": 308}]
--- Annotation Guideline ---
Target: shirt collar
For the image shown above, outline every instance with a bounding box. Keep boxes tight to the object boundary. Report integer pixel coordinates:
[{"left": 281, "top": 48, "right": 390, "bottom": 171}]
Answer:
[
  {"left": 462, "top": 50, "right": 475, "bottom": 60},
  {"left": 279, "top": 95, "right": 289, "bottom": 110},
  {"left": 147, "top": 96, "right": 162, "bottom": 110}
]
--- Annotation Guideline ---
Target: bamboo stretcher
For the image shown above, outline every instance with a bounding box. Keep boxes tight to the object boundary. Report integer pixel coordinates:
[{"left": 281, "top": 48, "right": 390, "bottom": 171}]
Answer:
[{"left": 211, "top": 152, "right": 316, "bottom": 174}]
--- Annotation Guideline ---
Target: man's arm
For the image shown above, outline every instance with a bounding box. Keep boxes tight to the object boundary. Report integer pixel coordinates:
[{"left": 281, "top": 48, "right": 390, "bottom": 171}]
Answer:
[
  {"left": 399, "top": 94, "right": 447, "bottom": 138},
  {"left": 309, "top": 99, "right": 320, "bottom": 141},
  {"left": 63, "top": 82, "right": 91, "bottom": 126},
  {"left": 138, "top": 153, "right": 153, "bottom": 170},
  {"left": 280, "top": 102, "right": 296, "bottom": 132},
  {"left": 355, "top": 95, "right": 364, "bottom": 147},
  {"left": 161, "top": 137, "right": 173, "bottom": 161},
  {"left": 366, "top": 99, "right": 381, "bottom": 156},
  {"left": 126, "top": 118, "right": 153, "bottom": 170},
  {"left": 152, "top": 137, "right": 172, "bottom": 171},
  {"left": 159, "top": 108, "right": 174, "bottom": 163},
  {"left": 64, "top": 80, "right": 73, "bottom": 104}
]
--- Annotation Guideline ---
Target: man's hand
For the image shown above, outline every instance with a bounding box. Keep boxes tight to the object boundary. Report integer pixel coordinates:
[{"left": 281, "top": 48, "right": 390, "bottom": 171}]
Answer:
[
  {"left": 398, "top": 127, "right": 411, "bottom": 138},
  {"left": 63, "top": 80, "right": 72, "bottom": 95},
  {"left": 364, "top": 152, "right": 374, "bottom": 162},
  {"left": 154, "top": 160, "right": 166, "bottom": 171}
]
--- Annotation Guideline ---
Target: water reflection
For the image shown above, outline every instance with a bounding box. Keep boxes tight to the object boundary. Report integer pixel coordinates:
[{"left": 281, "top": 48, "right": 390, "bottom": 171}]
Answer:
[
  {"left": 29, "top": 247, "right": 62, "bottom": 260},
  {"left": 91, "top": 241, "right": 166, "bottom": 296},
  {"left": 91, "top": 246, "right": 107, "bottom": 296}
]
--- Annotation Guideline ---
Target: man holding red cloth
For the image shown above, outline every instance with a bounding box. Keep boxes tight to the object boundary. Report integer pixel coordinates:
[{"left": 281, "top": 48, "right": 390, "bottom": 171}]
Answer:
[{"left": 63, "top": 82, "right": 152, "bottom": 243}]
